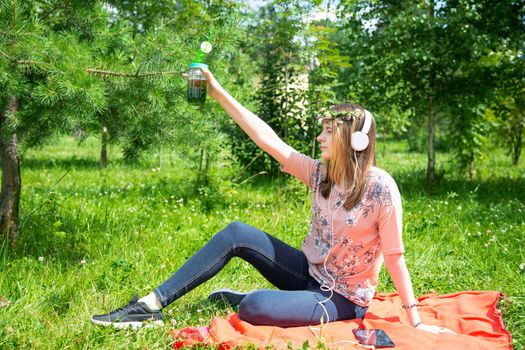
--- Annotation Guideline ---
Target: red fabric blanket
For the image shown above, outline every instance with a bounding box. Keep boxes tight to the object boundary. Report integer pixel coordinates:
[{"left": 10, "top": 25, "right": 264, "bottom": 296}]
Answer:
[{"left": 171, "top": 291, "right": 513, "bottom": 349}]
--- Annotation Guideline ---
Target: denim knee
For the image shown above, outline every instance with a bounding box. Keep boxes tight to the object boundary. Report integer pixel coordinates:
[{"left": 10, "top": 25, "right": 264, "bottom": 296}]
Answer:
[
  {"left": 216, "top": 221, "right": 261, "bottom": 245},
  {"left": 224, "top": 221, "right": 248, "bottom": 234},
  {"left": 212, "top": 221, "right": 243, "bottom": 244},
  {"left": 238, "top": 291, "right": 269, "bottom": 324}
]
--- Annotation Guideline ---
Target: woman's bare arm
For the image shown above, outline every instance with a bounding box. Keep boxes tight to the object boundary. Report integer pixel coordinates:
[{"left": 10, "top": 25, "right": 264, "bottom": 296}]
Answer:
[{"left": 384, "top": 253, "right": 455, "bottom": 334}]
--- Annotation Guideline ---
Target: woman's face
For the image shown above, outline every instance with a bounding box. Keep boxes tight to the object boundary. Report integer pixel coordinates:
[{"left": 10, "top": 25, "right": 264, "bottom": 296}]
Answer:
[{"left": 317, "top": 120, "right": 333, "bottom": 160}]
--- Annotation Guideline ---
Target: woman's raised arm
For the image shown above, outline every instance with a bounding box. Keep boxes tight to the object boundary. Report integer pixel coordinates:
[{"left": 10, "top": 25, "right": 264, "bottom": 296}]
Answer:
[{"left": 199, "top": 68, "right": 295, "bottom": 165}]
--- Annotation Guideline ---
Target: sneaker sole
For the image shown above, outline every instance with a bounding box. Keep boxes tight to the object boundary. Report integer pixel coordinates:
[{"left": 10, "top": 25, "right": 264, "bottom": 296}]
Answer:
[
  {"left": 90, "top": 317, "right": 164, "bottom": 330},
  {"left": 207, "top": 288, "right": 250, "bottom": 306}
]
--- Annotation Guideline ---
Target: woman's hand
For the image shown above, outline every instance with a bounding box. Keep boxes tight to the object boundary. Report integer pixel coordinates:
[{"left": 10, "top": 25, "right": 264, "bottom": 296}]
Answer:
[
  {"left": 415, "top": 323, "right": 456, "bottom": 334},
  {"left": 182, "top": 67, "right": 224, "bottom": 101},
  {"left": 182, "top": 65, "right": 294, "bottom": 164},
  {"left": 198, "top": 67, "right": 223, "bottom": 100}
]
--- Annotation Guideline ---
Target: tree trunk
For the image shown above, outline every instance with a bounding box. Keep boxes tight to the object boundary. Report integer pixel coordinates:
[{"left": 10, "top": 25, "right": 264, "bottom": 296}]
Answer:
[
  {"left": 427, "top": 0, "right": 437, "bottom": 189},
  {"left": 512, "top": 126, "right": 522, "bottom": 165},
  {"left": 0, "top": 96, "right": 21, "bottom": 243},
  {"left": 204, "top": 151, "right": 210, "bottom": 185},
  {"left": 158, "top": 141, "right": 163, "bottom": 171},
  {"left": 468, "top": 150, "right": 475, "bottom": 179},
  {"left": 196, "top": 146, "right": 204, "bottom": 185},
  {"left": 100, "top": 126, "right": 108, "bottom": 168},
  {"left": 382, "top": 115, "right": 387, "bottom": 158},
  {"left": 427, "top": 86, "right": 436, "bottom": 187}
]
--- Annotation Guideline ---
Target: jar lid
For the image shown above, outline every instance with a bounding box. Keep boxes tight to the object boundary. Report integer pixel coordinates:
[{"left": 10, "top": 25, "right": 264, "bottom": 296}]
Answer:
[{"left": 189, "top": 63, "right": 209, "bottom": 69}]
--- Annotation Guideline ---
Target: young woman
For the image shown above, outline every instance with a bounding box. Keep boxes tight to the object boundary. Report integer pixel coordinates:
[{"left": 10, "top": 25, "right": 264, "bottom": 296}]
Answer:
[{"left": 91, "top": 68, "right": 454, "bottom": 335}]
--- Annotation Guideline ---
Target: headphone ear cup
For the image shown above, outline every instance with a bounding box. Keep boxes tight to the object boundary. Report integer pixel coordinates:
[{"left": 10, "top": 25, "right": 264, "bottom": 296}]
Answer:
[{"left": 351, "top": 131, "right": 369, "bottom": 151}]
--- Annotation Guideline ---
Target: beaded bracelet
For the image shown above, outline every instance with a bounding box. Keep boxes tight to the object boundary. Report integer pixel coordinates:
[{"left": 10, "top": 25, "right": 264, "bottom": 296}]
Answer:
[{"left": 401, "top": 303, "right": 418, "bottom": 309}]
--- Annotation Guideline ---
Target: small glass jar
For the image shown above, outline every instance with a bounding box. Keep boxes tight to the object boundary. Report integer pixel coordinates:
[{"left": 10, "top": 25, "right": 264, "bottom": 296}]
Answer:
[{"left": 187, "top": 63, "right": 208, "bottom": 105}]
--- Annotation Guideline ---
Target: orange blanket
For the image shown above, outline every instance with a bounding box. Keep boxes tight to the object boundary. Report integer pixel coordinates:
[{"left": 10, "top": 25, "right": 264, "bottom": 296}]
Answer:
[{"left": 171, "top": 291, "right": 513, "bottom": 349}]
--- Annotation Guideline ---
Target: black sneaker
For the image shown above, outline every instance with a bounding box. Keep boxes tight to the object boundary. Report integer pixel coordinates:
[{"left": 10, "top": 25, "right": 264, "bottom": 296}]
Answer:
[
  {"left": 207, "top": 288, "right": 250, "bottom": 306},
  {"left": 90, "top": 295, "right": 163, "bottom": 329}
]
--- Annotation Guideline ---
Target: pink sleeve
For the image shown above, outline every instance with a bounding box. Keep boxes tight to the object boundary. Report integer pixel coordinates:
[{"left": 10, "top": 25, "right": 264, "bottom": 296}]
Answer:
[
  {"left": 378, "top": 176, "right": 405, "bottom": 256},
  {"left": 281, "top": 152, "right": 321, "bottom": 189}
]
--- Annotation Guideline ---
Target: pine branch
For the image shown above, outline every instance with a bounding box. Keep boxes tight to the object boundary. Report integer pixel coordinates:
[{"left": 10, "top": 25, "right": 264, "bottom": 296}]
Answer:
[
  {"left": 1, "top": 50, "right": 183, "bottom": 79},
  {"left": 0, "top": 50, "right": 16, "bottom": 63},
  {"left": 19, "top": 59, "right": 46, "bottom": 66},
  {"left": 0, "top": 50, "right": 48, "bottom": 66},
  {"left": 85, "top": 68, "right": 183, "bottom": 78},
  {"left": 39, "top": 2, "right": 66, "bottom": 21}
]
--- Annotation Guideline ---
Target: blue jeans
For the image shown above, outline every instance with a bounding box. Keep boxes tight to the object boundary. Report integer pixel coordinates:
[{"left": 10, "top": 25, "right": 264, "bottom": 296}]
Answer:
[{"left": 154, "top": 221, "right": 367, "bottom": 327}]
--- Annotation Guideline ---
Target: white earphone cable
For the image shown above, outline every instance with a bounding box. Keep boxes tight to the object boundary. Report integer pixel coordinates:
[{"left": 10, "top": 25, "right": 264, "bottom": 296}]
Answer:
[
  {"left": 354, "top": 150, "right": 359, "bottom": 181},
  {"left": 316, "top": 150, "right": 360, "bottom": 326},
  {"left": 317, "top": 185, "right": 341, "bottom": 325}
]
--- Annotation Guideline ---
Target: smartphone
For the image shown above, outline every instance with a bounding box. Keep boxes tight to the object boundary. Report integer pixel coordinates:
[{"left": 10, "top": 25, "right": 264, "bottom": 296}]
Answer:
[{"left": 352, "top": 329, "right": 395, "bottom": 348}]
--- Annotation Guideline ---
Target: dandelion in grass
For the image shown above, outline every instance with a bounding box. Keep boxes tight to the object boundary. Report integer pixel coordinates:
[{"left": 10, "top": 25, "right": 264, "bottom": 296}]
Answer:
[{"left": 0, "top": 296, "right": 11, "bottom": 308}]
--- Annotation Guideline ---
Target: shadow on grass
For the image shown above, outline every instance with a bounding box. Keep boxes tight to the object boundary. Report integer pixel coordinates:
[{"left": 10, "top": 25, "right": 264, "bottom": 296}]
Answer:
[
  {"left": 389, "top": 168, "right": 525, "bottom": 203},
  {"left": 21, "top": 154, "right": 167, "bottom": 171},
  {"left": 21, "top": 156, "right": 104, "bottom": 170},
  {"left": 5, "top": 212, "right": 109, "bottom": 265},
  {"left": 5, "top": 178, "right": 222, "bottom": 263},
  {"left": 241, "top": 167, "right": 525, "bottom": 206},
  {"left": 176, "top": 297, "right": 236, "bottom": 325}
]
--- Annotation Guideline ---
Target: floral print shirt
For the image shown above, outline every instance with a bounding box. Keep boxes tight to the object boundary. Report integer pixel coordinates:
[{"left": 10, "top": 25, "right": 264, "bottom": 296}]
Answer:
[{"left": 281, "top": 152, "right": 404, "bottom": 307}]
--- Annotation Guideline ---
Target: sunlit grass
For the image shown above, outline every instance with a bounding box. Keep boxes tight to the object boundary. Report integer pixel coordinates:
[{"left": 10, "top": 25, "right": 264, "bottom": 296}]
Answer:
[{"left": 0, "top": 136, "right": 523, "bottom": 349}]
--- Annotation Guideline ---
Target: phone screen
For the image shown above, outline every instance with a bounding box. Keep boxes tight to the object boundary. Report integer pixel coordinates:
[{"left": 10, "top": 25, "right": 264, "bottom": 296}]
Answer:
[{"left": 352, "top": 329, "right": 395, "bottom": 348}]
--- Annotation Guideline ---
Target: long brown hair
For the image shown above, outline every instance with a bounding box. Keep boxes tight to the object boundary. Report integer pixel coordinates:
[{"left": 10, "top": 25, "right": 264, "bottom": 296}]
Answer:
[{"left": 319, "top": 103, "right": 377, "bottom": 210}]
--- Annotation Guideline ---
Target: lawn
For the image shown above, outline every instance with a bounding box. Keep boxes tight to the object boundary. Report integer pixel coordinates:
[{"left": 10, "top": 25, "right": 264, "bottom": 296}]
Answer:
[{"left": 0, "top": 135, "right": 523, "bottom": 349}]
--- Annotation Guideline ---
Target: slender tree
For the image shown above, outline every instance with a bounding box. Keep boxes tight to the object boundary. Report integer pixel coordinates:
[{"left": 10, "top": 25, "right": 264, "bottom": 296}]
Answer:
[
  {"left": 337, "top": 0, "right": 524, "bottom": 184},
  {"left": 0, "top": 0, "right": 240, "bottom": 243},
  {"left": 228, "top": 0, "right": 313, "bottom": 176}
]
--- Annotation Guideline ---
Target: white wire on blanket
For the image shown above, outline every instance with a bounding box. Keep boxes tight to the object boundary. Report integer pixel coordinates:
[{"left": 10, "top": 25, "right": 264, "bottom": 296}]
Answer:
[{"left": 308, "top": 325, "right": 375, "bottom": 350}]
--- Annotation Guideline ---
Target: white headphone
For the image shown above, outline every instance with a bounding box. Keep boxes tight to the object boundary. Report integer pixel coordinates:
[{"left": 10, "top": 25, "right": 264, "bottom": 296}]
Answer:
[{"left": 351, "top": 109, "right": 373, "bottom": 152}]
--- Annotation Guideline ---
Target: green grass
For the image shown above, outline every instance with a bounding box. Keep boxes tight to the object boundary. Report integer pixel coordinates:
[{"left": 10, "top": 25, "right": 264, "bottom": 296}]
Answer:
[{"left": 0, "top": 136, "right": 524, "bottom": 349}]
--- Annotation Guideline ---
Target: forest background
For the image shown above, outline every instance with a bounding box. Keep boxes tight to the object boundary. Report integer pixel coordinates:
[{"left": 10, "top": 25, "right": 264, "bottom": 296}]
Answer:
[{"left": 0, "top": 0, "right": 524, "bottom": 349}]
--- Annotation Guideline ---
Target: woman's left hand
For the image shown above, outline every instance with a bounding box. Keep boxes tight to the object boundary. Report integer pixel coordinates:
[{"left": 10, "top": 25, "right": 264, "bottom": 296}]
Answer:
[{"left": 415, "top": 323, "right": 456, "bottom": 334}]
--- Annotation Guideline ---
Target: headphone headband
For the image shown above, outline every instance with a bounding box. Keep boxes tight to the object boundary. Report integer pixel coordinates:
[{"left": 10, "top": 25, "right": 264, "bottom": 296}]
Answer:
[{"left": 361, "top": 109, "right": 372, "bottom": 134}]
